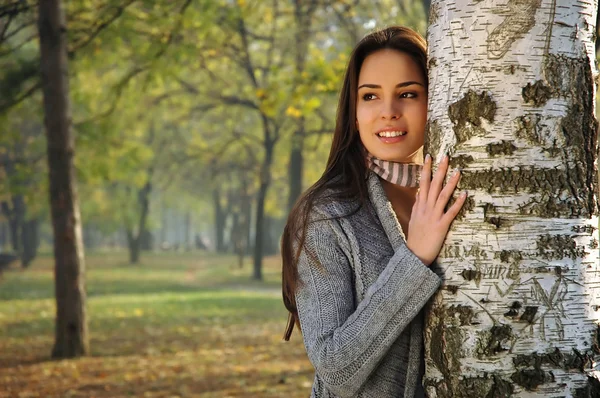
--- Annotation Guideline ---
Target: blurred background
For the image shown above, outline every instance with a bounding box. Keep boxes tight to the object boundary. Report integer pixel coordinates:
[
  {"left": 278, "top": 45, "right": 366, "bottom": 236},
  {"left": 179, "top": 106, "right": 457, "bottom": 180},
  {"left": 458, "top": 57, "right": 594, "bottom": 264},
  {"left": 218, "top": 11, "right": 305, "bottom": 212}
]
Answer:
[{"left": 0, "top": 1, "right": 429, "bottom": 397}]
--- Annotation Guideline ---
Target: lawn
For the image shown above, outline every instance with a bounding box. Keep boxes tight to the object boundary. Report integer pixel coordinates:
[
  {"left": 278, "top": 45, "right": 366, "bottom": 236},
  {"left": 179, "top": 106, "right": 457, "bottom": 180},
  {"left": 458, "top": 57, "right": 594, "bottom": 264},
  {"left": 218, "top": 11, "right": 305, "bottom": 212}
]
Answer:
[{"left": 0, "top": 251, "right": 313, "bottom": 397}]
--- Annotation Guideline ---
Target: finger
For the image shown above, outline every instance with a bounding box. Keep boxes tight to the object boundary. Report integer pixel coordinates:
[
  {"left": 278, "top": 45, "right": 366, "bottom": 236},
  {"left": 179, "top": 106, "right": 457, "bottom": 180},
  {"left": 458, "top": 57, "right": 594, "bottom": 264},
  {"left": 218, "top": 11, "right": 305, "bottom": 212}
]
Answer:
[
  {"left": 441, "top": 190, "right": 468, "bottom": 225},
  {"left": 412, "top": 191, "right": 420, "bottom": 213},
  {"left": 427, "top": 155, "right": 449, "bottom": 209},
  {"left": 434, "top": 168, "right": 461, "bottom": 216},
  {"left": 419, "top": 154, "right": 432, "bottom": 207}
]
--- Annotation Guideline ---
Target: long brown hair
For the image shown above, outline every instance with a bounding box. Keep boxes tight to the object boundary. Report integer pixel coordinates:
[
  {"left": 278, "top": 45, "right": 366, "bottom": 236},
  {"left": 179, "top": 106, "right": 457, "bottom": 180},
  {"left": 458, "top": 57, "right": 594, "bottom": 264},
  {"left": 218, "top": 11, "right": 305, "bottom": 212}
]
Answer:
[{"left": 281, "top": 26, "right": 428, "bottom": 340}]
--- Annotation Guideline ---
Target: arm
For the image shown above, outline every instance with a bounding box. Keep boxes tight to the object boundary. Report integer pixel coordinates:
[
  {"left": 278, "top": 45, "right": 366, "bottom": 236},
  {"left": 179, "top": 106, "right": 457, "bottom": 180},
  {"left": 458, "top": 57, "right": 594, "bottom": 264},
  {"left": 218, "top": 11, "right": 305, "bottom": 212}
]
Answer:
[{"left": 295, "top": 218, "right": 441, "bottom": 397}]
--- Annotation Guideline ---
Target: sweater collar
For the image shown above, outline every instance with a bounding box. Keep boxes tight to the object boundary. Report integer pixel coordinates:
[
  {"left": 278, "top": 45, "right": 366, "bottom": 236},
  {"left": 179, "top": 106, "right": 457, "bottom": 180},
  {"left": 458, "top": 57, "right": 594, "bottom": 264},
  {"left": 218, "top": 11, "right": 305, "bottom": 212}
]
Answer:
[{"left": 366, "top": 171, "right": 406, "bottom": 250}]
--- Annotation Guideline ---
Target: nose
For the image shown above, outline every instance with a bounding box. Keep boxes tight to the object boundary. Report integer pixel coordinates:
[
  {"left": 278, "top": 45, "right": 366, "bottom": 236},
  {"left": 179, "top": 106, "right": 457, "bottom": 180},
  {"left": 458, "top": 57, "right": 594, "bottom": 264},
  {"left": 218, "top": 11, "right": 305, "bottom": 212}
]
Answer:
[{"left": 380, "top": 98, "right": 401, "bottom": 120}]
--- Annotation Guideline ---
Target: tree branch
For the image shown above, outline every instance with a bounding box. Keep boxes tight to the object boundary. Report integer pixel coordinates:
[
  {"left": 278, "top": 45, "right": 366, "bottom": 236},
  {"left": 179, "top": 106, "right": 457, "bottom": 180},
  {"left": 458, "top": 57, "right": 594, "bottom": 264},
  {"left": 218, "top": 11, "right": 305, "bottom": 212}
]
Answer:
[{"left": 68, "top": 0, "right": 137, "bottom": 56}]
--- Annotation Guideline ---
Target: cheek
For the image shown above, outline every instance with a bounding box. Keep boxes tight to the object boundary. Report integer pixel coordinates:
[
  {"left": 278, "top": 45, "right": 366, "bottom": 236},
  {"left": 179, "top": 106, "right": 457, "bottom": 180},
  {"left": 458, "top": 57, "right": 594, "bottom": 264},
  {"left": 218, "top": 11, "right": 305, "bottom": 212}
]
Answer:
[{"left": 355, "top": 103, "right": 373, "bottom": 130}]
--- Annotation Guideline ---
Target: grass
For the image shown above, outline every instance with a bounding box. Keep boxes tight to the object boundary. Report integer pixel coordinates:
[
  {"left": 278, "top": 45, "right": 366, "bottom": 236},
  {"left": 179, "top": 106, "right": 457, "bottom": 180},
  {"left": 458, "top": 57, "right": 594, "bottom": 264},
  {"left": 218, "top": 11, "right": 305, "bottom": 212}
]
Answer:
[{"left": 0, "top": 250, "right": 313, "bottom": 398}]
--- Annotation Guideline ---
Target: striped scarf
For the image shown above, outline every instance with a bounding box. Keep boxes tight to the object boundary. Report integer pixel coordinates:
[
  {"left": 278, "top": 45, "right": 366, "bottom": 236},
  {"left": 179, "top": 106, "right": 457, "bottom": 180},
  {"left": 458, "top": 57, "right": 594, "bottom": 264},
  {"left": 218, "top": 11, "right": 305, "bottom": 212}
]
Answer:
[{"left": 366, "top": 154, "right": 422, "bottom": 187}]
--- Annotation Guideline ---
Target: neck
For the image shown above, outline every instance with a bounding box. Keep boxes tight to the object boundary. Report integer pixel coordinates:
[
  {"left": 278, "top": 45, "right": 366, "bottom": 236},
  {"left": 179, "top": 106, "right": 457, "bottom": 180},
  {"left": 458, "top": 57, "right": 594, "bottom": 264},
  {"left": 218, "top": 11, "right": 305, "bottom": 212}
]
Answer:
[
  {"left": 380, "top": 178, "right": 418, "bottom": 237},
  {"left": 380, "top": 179, "right": 418, "bottom": 201}
]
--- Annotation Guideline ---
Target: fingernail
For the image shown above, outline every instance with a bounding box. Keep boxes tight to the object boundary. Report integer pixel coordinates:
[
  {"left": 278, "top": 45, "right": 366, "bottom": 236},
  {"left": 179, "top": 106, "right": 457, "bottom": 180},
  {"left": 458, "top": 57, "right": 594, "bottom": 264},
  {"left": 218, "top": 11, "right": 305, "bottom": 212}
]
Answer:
[
  {"left": 452, "top": 168, "right": 460, "bottom": 176},
  {"left": 461, "top": 190, "right": 468, "bottom": 197},
  {"left": 425, "top": 154, "right": 431, "bottom": 162}
]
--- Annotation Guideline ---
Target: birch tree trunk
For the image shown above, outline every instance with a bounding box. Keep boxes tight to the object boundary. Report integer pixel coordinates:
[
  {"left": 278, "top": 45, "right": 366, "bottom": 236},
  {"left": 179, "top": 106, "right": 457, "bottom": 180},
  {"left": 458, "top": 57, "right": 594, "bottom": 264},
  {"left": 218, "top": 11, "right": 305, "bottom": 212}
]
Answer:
[
  {"left": 38, "top": 0, "right": 89, "bottom": 358},
  {"left": 424, "top": 0, "right": 600, "bottom": 396}
]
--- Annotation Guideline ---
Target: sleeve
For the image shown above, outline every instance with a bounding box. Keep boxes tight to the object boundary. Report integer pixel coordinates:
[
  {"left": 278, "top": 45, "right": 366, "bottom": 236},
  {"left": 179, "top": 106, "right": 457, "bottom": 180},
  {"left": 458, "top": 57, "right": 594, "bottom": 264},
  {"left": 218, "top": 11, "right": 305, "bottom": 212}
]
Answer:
[{"left": 295, "top": 218, "right": 442, "bottom": 397}]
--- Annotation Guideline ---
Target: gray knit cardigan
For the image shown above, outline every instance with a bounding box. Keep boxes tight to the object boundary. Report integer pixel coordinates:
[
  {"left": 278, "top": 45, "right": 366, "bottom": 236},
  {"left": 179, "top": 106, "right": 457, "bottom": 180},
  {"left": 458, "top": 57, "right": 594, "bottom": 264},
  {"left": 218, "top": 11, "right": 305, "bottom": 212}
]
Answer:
[{"left": 295, "top": 172, "right": 442, "bottom": 397}]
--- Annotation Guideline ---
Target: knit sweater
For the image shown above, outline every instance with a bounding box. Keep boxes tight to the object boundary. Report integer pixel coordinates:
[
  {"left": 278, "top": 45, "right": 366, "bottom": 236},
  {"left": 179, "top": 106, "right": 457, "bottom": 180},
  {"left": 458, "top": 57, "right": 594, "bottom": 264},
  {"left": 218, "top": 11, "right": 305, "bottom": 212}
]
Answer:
[{"left": 295, "top": 171, "right": 442, "bottom": 397}]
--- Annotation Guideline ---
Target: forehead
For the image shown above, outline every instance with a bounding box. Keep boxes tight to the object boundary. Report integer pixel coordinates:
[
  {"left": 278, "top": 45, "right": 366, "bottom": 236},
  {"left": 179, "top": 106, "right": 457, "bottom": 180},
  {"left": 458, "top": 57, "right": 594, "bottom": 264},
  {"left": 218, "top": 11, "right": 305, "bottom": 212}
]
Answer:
[{"left": 358, "top": 49, "right": 424, "bottom": 84}]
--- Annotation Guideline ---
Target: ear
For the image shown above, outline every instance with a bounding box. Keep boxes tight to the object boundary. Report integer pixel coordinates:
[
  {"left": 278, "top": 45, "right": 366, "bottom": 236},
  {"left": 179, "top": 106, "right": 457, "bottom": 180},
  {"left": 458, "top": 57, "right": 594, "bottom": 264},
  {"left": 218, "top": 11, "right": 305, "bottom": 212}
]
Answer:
[{"left": 355, "top": 119, "right": 359, "bottom": 131}]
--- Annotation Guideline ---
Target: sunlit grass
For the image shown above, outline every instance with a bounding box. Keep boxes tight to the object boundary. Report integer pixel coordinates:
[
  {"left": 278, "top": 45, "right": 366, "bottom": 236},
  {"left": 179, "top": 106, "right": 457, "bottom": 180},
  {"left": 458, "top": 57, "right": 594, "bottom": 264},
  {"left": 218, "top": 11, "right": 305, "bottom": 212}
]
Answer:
[{"left": 0, "top": 251, "right": 312, "bottom": 397}]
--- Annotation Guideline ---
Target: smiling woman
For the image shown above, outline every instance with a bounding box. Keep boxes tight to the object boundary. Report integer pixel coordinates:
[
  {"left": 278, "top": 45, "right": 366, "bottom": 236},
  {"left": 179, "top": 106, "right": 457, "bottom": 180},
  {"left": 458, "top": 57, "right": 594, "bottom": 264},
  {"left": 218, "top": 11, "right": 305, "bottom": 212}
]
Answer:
[
  {"left": 281, "top": 26, "right": 467, "bottom": 398},
  {"left": 356, "top": 49, "right": 428, "bottom": 164}
]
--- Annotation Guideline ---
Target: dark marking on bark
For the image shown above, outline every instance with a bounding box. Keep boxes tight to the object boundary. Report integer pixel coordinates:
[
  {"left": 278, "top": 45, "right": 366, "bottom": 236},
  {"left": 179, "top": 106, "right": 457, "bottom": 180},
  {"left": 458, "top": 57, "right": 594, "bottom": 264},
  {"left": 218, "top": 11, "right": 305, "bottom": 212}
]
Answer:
[
  {"left": 563, "top": 349, "right": 590, "bottom": 371},
  {"left": 573, "top": 376, "right": 600, "bottom": 398},
  {"left": 449, "top": 90, "right": 497, "bottom": 145},
  {"left": 445, "top": 285, "right": 459, "bottom": 294},
  {"left": 425, "top": 367, "right": 514, "bottom": 397},
  {"left": 441, "top": 243, "right": 488, "bottom": 260},
  {"left": 514, "top": 347, "right": 595, "bottom": 376},
  {"left": 532, "top": 265, "right": 568, "bottom": 275},
  {"left": 486, "top": 216, "right": 505, "bottom": 229},
  {"left": 482, "top": 202, "right": 496, "bottom": 214},
  {"left": 476, "top": 324, "right": 513, "bottom": 358},
  {"left": 448, "top": 195, "right": 475, "bottom": 221},
  {"left": 592, "top": 325, "right": 600, "bottom": 355},
  {"left": 449, "top": 154, "right": 474, "bottom": 169},
  {"left": 448, "top": 304, "right": 477, "bottom": 326},
  {"left": 504, "top": 301, "right": 521, "bottom": 318},
  {"left": 495, "top": 250, "right": 522, "bottom": 279},
  {"left": 458, "top": 375, "right": 514, "bottom": 398},
  {"left": 427, "top": 301, "right": 465, "bottom": 395},
  {"left": 461, "top": 268, "right": 482, "bottom": 284},
  {"left": 522, "top": 80, "right": 553, "bottom": 107},
  {"left": 510, "top": 368, "right": 554, "bottom": 390},
  {"left": 514, "top": 114, "right": 544, "bottom": 145},
  {"left": 481, "top": 202, "right": 507, "bottom": 229},
  {"left": 561, "top": 107, "right": 599, "bottom": 220},
  {"left": 544, "top": 54, "right": 591, "bottom": 98},
  {"left": 425, "top": 119, "right": 442, "bottom": 158},
  {"left": 573, "top": 225, "right": 597, "bottom": 234},
  {"left": 428, "top": 1, "right": 440, "bottom": 25},
  {"left": 537, "top": 234, "right": 587, "bottom": 260},
  {"left": 590, "top": 238, "right": 598, "bottom": 249},
  {"left": 540, "top": 54, "right": 599, "bottom": 217},
  {"left": 462, "top": 167, "right": 595, "bottom": 218},
  {"left": 428, "top": 57, "right": 437, "bottom": 70},
  {"left": 519, "top": 306, "right": 538, "bottom": 323},
  {"left": 487, "top": 0, "right": 542, "bottom": 59},
  {"left": 487, "top": 141, "right": 517, "bottom": 156},
  {"left": 518, "top": 192, "right": 590, "bottom": 219}
]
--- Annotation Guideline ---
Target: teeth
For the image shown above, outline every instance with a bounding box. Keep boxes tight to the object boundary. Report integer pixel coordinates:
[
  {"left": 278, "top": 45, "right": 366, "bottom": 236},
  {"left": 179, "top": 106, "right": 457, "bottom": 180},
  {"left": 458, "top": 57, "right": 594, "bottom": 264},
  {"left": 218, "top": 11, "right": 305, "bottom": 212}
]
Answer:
[{"left": 378, "top": 131, "right": 406, "bottom": 137}]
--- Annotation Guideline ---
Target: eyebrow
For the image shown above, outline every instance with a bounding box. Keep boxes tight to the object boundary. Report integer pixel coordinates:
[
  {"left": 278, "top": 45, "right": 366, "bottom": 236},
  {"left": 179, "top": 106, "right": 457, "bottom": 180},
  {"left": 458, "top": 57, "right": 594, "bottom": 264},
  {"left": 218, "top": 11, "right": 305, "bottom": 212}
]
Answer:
[{"left": 357, "top": 81, "right": 424, "bottom": 89}]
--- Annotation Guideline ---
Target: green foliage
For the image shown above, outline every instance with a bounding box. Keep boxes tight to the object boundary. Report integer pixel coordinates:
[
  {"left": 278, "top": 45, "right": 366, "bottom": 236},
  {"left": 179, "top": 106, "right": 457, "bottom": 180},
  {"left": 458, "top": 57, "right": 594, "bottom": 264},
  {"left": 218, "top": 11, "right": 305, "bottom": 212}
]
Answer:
[{"left": 0, "top": 0, "right": 428, "bottom": 248}]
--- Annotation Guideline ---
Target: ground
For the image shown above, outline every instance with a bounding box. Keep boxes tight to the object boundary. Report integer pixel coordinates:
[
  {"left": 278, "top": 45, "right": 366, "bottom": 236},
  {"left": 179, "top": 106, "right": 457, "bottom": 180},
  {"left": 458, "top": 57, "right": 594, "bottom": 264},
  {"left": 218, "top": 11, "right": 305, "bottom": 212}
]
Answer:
[{"left": 0, "top": 251, "right": 313, "bottom": 397}]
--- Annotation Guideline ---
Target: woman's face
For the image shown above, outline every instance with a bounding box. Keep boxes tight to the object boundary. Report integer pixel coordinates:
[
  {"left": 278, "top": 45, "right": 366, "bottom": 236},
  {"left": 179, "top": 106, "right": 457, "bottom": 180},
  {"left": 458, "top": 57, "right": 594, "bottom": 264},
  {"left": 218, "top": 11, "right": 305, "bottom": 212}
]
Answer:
[{"left": 356, "top": 49, "right": 427, "bottom": 163}]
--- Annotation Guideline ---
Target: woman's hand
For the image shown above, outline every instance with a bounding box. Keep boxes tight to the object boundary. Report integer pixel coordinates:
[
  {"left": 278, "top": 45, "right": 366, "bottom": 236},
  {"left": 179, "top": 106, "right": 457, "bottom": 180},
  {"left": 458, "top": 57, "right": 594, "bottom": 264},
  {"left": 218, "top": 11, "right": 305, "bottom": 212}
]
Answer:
[{"left": 406, "top": 154, "right": 467, "bottom": 265}]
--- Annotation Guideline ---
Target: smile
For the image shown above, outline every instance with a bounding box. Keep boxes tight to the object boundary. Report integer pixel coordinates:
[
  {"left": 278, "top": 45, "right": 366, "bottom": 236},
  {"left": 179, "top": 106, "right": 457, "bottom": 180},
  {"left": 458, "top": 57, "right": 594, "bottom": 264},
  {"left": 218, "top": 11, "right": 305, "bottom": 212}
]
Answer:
[{"left": 377, "top": 131, "right": 407, "bottom": 137}]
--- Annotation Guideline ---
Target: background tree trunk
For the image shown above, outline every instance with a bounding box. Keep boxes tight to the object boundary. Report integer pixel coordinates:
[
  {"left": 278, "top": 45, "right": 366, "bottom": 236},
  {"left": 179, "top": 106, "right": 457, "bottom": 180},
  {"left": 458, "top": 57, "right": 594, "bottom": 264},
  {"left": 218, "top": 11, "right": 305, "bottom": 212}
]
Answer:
[
  {"left": 424, "top": 1, "right": 600, "bottom": 395},
  {"left": 213, "top": 188, "right": 226, "bottom": 253},
  {"left": 21, "top": 218, "right": 39, "bottom": 268},
  {"left": 126, "top": 180, "right": 152, "bottom": 264},
  {"left": 184, "top": 211, "right": 191, "bottom": 251},
  {"left": 288, "top": 132, "right": 304, "bottom": 213},
  {"left": 252, "top": 135, "right": 274, "bottom": 281},
  {"left": 1, "top": 197, "right": 24, "bottom": 254},
  {"left": 38, "top": 0, "right": 89, "bottom": 358}
]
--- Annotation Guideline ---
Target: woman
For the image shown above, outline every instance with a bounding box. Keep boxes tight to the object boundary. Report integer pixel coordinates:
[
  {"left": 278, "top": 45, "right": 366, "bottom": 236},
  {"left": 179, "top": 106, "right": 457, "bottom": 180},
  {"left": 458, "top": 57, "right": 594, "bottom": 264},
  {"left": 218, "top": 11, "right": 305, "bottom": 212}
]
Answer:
[{"left": 281, "top": 26, "right": 467, "bottom": 397}]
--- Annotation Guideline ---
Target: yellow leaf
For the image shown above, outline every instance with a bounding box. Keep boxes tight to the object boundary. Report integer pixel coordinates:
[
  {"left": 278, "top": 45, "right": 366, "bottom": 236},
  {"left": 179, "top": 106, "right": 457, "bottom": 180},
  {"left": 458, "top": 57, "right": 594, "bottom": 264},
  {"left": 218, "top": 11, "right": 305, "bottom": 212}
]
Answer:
[
  {"left": 286, "top": 106, "right": 302, "bottom": 118},
  {"left": 304, "top": 97, "right": 321, "bottom": 111},
  {"left": 256, "top": 88, "right": 267, "bottom": 99}
]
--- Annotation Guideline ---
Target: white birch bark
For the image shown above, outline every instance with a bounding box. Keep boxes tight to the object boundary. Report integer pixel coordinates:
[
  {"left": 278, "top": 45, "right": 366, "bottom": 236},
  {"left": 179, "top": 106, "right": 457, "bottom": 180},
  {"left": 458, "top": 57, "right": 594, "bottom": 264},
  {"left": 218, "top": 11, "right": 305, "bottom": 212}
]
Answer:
[{"left": 424, "top": 0, "right": 600, "bottom": 396}]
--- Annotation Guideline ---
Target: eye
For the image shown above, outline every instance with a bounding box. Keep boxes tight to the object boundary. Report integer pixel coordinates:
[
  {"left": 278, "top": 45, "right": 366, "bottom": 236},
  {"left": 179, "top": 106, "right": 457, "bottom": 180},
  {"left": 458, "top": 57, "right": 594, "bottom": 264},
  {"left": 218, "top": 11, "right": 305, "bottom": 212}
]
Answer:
[
  {"left": 399, "top": 92, "right": 417, "bottom": 99},
  {"left": 362, "top": 93, "right": 377, "bottom": 101}
]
